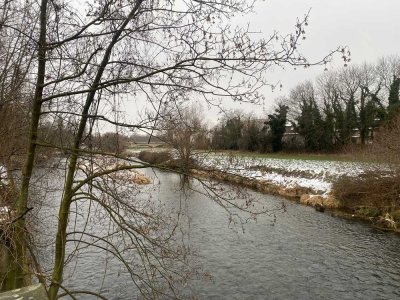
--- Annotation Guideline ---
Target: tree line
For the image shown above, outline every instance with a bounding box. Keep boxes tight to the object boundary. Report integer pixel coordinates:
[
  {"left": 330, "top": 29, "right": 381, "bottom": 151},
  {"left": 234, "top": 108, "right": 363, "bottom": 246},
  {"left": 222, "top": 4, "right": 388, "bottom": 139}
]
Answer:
[{"left": 210, "top": 55, "right": 400, "bottom": 153}]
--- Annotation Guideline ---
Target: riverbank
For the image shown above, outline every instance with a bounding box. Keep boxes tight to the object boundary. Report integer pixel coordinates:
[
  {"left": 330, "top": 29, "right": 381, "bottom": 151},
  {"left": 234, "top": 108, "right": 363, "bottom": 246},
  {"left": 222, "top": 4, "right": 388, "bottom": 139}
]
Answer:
[
  {"left": 35, "top": 163, "right": 400, "bottom": 300},
  {"left": 192, "top": 168, "right": 399, "bottom": 232},
  {"left": 197, "top": 152, "right": 400, "bottom": 232},
  {"left": 136, "top": 150, "right": 399, "bottom": 232}
]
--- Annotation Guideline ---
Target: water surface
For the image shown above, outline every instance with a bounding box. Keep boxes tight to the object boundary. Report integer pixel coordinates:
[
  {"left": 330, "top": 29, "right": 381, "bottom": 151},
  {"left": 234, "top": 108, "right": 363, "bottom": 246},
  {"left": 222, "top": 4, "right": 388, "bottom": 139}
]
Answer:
[{"left": 35, "top": 166, "right": 400, "bottom": 299}]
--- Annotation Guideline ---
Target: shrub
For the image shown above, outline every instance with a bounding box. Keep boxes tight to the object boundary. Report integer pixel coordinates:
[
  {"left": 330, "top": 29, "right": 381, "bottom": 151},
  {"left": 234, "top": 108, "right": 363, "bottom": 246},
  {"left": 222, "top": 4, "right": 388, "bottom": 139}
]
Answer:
[
  {"left": 367, "top": 113, "right": 400, "bottom": 164},
  {"left": 138, "top": 151, "right": 172, "bottom": 165},
  {"left": 333, "top": 169, "right": 400, "bottom": 212},
  {"left": 0, "top": 185, "right": 17, "bottom": 207},
  {"left": 390, "top": 210, "right": 400, "bottom": 223},
  {"left": 92, "top": 132, "right": 129, "bottom": 154},
  {"left": 356, "top": 207, "right": 382, "bottom": 218}
]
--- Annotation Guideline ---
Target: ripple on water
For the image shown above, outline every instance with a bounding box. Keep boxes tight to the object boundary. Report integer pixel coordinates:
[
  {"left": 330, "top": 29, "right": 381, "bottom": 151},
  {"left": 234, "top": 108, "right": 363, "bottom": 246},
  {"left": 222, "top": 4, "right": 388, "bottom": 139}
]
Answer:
[{"left": 37, "top": 169, "right": 400, "bottom": 299}]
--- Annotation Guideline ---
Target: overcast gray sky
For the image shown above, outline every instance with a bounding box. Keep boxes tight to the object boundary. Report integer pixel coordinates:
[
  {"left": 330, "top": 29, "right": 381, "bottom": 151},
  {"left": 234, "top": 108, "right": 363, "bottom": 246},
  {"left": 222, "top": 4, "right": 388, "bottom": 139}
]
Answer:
[
  {"left": 220, "top": 0, "right": 400, "bottom": 118},
  {"left": 126, "top": 0, "right": 400, "bottom": 131}
]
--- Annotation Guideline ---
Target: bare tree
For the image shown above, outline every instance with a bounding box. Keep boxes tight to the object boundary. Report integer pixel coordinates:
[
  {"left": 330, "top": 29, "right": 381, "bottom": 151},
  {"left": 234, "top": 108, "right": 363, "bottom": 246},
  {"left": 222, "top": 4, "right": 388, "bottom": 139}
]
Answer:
[
  {"left": 376, "top": 55, "right": 400, "bottom": 92},
  {"left": 160, "top": 103, "right": 208, "bottom": 171},
  {"left": 376, "top": 55, "right": 400, "bottom": 118},
  {"left": 0, "top": 0, "right": 347, "bottom": 298},
  {"left": 0, "top": 0, "right": 36, "bottom": 184}
]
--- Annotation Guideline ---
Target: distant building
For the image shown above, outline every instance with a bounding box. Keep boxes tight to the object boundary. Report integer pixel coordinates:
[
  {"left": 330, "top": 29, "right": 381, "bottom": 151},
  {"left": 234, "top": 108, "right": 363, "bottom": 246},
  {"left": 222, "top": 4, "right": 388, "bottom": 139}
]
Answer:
[
  {"left": 282, "top": 121, "right": 304, "bottom": 149},
  {"left": 350, "top": 118, "right": 382, "bottom": 144},
  {"left": 283, "top": 122, "right": 297, "bottom": 136}
]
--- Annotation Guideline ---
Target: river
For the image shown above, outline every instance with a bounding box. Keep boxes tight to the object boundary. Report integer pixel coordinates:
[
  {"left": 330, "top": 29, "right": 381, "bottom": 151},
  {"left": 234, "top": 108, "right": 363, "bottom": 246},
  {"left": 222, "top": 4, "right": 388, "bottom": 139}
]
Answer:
[{"left": 34, "top": 166, "right": 400, "bottom": 299}]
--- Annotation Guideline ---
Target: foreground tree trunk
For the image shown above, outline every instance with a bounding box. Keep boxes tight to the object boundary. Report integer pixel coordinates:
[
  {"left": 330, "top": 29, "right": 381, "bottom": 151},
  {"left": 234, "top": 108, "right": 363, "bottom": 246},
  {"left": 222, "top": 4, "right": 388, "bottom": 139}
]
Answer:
[
  {"left": 0, "top": 0, "right": 346, "bottom": 298},
  {"left": 48, "top": 2, "right": 143, "bottom": 298},
  {"left": 11, "top": 0, "right": 48, "bottom": 290}
]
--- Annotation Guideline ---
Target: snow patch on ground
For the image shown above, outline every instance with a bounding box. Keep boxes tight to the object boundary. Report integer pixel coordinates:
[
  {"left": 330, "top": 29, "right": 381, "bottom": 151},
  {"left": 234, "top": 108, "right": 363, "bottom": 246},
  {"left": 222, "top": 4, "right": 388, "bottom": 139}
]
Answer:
[{"left": 198, "top": 154, "right": 384, "bottom": 194}]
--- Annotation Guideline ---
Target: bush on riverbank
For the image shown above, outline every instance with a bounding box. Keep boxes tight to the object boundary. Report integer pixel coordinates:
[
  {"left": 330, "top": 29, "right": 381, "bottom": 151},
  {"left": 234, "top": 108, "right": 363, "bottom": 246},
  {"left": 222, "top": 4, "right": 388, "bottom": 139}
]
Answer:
[
  {"left": 138, "top": 151, "right": 172, "bottom": 165},
  {"left": 333, "top": 170, "right": 400, "bottom": 215},
  {"left": 138, "top": 150, "right": 198, "bottom": 171},
  {"left": 367, "top": 114, "right": 400, "bottom": 165}
]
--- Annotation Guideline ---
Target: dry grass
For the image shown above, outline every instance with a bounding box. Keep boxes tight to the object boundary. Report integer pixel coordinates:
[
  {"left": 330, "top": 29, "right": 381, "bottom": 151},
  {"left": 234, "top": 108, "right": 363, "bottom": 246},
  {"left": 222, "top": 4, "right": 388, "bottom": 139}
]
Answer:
[
  {"left": 299, "top": 194, "right": 341, "bottom": 209},
  {"left": 363, "top": 114, "right": 400, "bottom": 164},
  {"left": 0, "top": 185, "right": 17, "bottom": 208},
  {"left": 333, "top": 169, "right": 400, "bottom": 213}
]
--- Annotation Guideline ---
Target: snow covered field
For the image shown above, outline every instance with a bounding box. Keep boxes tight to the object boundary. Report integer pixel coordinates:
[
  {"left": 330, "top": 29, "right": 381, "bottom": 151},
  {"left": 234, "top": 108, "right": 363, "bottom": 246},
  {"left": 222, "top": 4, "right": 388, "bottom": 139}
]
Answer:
[{"left": 197, "top": 154, "right": 385, "bottom": 194}]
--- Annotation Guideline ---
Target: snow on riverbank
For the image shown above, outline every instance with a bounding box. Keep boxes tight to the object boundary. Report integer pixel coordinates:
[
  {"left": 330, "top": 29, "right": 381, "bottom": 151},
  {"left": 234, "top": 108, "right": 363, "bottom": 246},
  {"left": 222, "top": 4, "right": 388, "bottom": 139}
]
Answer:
[{"left": 197, "top": 154, "right": 384, "bottom": 194}]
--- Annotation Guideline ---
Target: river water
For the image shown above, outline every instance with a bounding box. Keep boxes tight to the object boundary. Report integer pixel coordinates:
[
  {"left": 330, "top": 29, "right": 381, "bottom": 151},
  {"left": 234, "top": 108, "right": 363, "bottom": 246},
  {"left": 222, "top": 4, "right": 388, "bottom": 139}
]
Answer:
[{"left": 34, "top": 166, "right": 400, "bottom": 299}]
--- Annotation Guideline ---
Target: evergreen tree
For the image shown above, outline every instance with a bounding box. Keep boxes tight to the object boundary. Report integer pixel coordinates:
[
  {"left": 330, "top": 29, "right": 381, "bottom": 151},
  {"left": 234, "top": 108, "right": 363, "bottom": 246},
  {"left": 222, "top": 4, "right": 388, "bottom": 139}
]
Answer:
[
  {"left": 342, "top": 97, "right": 358, "bottom": 144},
  {"left": 266, "top": 104, "right": 288, "bottom": 152},
  {"left": 239, "top": 118, "right": 260, "bottom": 151},
  {"left": 221, "top": 116, "right": 243, "bottom": 150},
  {"left": 321, "top": 104, "right": 336, "bottom": 151},
  {"left": 388, "top": 76, "right": 400, "bottom": 118},
  {"left": 296, "top": 99, "right": 325, "bottom": 151}
]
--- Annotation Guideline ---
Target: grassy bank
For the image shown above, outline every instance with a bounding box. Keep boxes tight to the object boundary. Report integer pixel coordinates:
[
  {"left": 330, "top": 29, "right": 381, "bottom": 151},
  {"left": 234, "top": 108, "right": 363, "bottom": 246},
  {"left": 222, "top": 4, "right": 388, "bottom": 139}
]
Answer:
[{"left": 210, "top": 150, "right": 372, "bottom": 163}]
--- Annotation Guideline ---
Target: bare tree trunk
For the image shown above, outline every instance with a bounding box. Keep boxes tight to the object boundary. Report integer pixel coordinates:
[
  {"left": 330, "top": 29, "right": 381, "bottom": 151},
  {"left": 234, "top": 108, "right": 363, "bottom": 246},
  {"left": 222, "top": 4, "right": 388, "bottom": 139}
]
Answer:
[
  {"left": 11, "top": 0, "right": 48, "bottom": 289},
  {"left": 48, "top": 3, "right": 143, "bottom": 298}
]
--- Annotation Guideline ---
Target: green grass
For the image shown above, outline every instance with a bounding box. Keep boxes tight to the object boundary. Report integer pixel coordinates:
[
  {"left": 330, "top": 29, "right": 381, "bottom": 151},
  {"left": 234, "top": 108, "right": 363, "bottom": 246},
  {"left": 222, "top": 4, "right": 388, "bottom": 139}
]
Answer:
[
  {"left": 210, "top": 150, "right": 368, "bottom": 162},
  {"left": 129, "top": 146, "right": 381, "bottom": 163}
]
